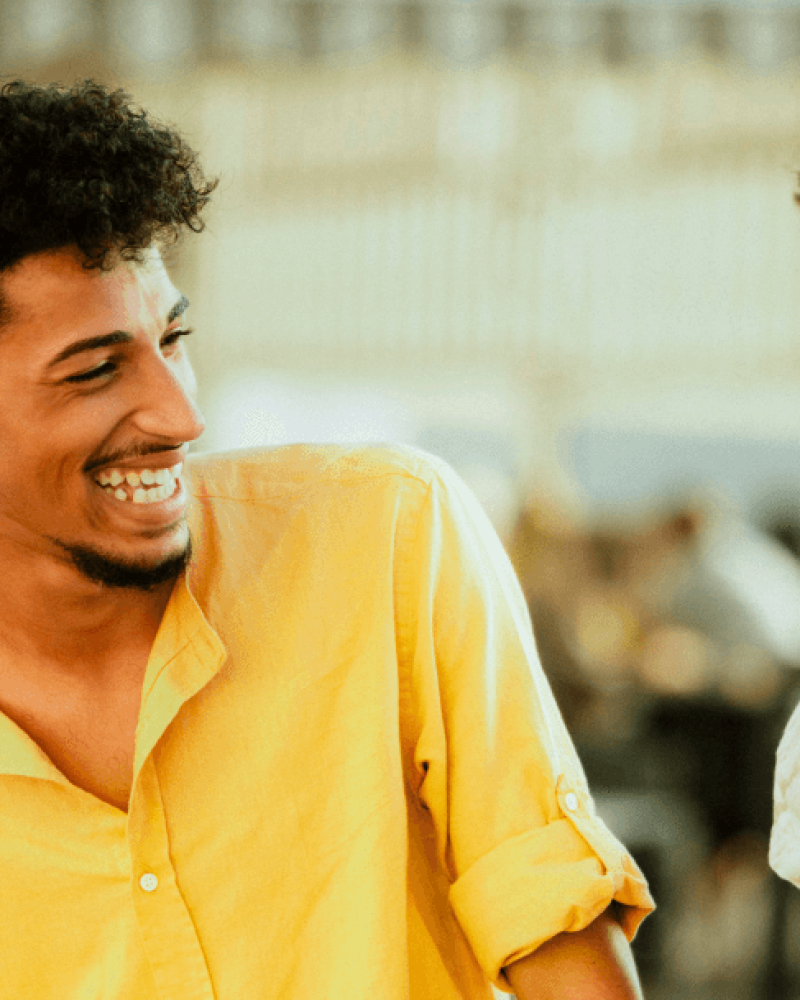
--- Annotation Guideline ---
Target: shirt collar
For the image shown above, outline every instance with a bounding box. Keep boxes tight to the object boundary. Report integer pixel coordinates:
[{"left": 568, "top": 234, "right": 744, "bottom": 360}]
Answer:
[
  {"left": 0, "top": 573, "right": 227, "bottom": 786},
  {"left": 134, "top": 572, "right": 227, "bottom": 775}
]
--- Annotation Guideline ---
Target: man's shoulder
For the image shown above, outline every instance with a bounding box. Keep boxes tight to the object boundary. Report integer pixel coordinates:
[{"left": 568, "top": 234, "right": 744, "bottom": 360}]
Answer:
[{"left": 185, "top": 441, "right": 445, "bottom": 502}]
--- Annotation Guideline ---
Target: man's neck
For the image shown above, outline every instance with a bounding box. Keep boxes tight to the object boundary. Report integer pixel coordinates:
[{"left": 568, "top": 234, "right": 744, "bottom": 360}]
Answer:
[{"left": 0, "top": 550, "right": 175, "bottom": 686}]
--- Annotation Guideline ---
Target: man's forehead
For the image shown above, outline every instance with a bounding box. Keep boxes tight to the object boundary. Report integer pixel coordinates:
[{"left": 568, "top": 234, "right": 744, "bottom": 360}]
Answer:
[{"left": 1, "top": 246, "right": 173, "bottom": 330}]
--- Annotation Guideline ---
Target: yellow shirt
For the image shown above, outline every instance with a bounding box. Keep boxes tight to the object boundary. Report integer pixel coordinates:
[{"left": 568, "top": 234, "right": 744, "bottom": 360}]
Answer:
[{"left": 0, "top": 444, "right": 653, "bottom": 998}]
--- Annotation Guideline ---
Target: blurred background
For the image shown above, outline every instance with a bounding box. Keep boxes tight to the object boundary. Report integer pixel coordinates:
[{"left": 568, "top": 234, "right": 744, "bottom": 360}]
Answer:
[{"left": 7, "top": 0, "right": 800, "bottom": 995}]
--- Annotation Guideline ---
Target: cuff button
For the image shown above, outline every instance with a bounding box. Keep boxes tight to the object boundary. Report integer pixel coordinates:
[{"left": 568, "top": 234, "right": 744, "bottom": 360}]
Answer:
[{"left": 564, "top": 792, "right": 579, "bottom": 812}]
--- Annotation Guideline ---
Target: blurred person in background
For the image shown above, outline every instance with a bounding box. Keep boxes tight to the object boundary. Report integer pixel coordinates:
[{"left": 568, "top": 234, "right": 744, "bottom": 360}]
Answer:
[
  {"left": 770, "top": 216, "right": 800, "bottom": 902},
  {"left": 765, "top": 182, "right": 800, "bottom": 954},
  {"left": 0, "top": 78, "right": 653, "bottom": 999}
]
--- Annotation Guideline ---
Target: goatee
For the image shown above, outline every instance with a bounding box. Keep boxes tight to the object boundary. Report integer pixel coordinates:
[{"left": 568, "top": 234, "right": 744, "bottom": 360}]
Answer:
[{"left": 64, "top": 533, "right": 193, "bottom": 591}]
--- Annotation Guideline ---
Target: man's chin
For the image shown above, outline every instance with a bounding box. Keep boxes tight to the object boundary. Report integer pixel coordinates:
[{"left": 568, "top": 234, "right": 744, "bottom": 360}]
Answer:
[{"left": 64, "top": 534, "right": 193, "bottom": 591}]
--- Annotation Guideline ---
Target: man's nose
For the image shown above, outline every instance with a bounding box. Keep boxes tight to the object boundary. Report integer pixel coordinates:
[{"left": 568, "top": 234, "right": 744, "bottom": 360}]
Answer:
[{"left": 132, "top": 354, "right": 206, "bottom": 445}]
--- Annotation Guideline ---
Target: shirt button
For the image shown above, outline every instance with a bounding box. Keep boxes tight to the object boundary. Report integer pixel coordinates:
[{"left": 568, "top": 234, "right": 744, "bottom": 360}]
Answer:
[
  {"left": 139, "top": 873, "right": 159, "bottom": 892},
  {"left": 564, "top": 792, "right": 579, "bottom": 812}
]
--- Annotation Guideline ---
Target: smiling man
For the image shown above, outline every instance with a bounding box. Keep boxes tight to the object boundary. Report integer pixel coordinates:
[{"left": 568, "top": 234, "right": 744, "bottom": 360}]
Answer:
[{"left": 0, "top": 79, "right": 653, "bottom": 998}]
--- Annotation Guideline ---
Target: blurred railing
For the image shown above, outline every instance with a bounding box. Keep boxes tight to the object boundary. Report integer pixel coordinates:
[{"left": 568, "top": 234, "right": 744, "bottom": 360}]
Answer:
[{"left": 6, "top": 0, "right": 800, "bottom": 71}]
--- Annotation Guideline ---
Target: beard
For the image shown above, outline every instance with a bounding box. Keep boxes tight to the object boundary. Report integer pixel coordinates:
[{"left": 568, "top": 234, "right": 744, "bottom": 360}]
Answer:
[{"left": 63, "top": 531, "right": 193, "bottom": 591}]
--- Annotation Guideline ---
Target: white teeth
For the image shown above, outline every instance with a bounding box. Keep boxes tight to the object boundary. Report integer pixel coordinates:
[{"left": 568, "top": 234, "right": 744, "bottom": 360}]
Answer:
[
  {"left": 96, "top": 466, "right": 179, "bottom": 503},
  {"left": 133, "top": 481, "right": 175, "bottom": 504}
]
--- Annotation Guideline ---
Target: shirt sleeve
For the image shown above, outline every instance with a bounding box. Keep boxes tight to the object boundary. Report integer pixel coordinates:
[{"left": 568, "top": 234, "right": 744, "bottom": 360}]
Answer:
[{"left": 395, "top": 455, "right": 655, "bottom": 992}]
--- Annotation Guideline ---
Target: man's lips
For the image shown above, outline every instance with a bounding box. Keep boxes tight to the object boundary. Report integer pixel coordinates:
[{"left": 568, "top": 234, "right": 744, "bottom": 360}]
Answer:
[{"left": 86, "top": 448, "right": 188, "bottom": 475}]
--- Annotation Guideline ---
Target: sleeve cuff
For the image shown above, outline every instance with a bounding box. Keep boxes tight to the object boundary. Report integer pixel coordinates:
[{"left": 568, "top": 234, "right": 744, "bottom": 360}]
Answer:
[{"left": 448, "top": 776, "right": 655, "bottom": 991}]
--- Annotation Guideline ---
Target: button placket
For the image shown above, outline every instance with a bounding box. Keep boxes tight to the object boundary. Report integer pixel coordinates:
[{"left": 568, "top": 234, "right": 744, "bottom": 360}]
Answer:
[{"left": 127, "top": 756, "right": 215, "bottom": 999}]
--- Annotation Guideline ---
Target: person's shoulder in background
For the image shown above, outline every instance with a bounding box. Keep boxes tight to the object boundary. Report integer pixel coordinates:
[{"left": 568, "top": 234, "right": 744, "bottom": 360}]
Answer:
[{"left": 770, "top": 697, "right": 800, "bottom": 888}]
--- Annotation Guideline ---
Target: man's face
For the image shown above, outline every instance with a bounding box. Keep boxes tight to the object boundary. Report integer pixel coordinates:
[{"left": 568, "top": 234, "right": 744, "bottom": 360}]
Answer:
[{"left": 0, "top": 246, "right": 205, "bottom": 590}]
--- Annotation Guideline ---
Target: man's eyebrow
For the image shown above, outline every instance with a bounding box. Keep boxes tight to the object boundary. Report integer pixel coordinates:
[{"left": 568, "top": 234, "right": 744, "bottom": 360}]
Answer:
[
  {"left": 168, "top": 294, "right": 190, "bottom": 324},
  {"left": 46, "top": 331, "right": 133, "bottom": 370},
  {"left": 46, "top": 295, "right": 191, "bottom": 370}
]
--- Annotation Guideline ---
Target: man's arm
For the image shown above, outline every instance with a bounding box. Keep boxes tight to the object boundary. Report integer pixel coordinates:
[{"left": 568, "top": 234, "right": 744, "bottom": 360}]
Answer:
[{"left": 503, "top": 906, "right": 644, "bottom": 1000}]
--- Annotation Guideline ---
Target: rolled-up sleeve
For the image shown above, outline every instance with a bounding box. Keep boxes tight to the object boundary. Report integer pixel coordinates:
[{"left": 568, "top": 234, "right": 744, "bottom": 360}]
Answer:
[{"left": 395, "top": 455, "right": 655, "bottom": 991}]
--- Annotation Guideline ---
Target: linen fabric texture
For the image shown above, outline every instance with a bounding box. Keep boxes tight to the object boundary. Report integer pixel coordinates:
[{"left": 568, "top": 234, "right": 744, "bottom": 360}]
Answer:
[{"left": 0, "top": 444, "right": 653, "bottom": 998}]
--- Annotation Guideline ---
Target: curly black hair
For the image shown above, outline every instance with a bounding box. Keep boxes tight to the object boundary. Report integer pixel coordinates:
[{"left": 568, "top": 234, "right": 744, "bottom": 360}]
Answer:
[{"left": 0, "top": 78, "right": 218, "bottom": 282}]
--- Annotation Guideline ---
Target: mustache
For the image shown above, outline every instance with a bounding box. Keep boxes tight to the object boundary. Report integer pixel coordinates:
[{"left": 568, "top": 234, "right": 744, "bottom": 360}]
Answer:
[{"left": 85, "top": 443, "right": 184, "bottom": 473}]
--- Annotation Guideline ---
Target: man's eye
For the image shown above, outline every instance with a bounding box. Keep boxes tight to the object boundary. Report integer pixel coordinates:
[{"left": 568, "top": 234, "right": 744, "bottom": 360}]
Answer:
[
  {"left": 64, "top": 329, "right": 194, "bottom": 385},
  {"left": 162, "top": 327, "right": 194, "bottom": 348},
  {"left": 65, "top": 361, "right": 117, "bottom": 384}
]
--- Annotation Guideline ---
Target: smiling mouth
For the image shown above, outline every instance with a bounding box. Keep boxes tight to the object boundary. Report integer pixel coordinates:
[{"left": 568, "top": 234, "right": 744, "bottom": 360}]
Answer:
[{"left": 93, "top": 463, "right": 182, "bottom": 504}]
